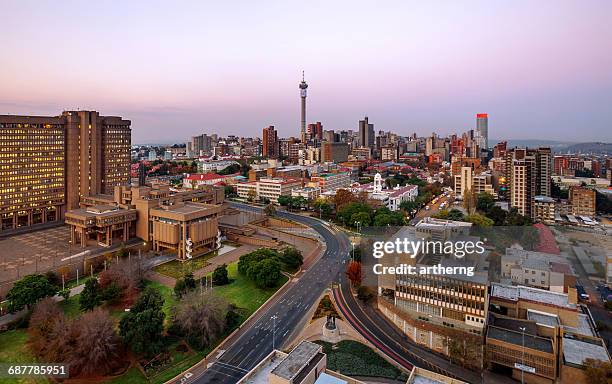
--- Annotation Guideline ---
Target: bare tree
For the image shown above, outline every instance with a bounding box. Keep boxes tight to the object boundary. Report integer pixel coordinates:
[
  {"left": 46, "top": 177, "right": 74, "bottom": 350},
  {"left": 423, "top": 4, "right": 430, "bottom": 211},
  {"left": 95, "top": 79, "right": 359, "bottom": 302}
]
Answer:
[
  {"left": 173, "top": 291, "right": 230, "bottom": 350},
  {"left": 69, "top": 308, "right": 122, "bottom": 376}
]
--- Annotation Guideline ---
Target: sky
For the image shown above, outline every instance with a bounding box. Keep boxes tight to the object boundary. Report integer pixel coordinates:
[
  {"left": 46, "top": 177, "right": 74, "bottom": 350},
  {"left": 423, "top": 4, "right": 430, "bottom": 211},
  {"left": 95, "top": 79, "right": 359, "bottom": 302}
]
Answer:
[{"left": 1, "top": 0, "right": 611, "bottom": 143}]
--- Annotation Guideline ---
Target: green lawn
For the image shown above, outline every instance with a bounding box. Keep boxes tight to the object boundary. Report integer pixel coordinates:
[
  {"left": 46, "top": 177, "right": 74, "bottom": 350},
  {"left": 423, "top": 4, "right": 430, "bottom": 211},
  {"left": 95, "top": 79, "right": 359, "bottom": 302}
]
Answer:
[
  {"left": 0, "top": 330, "right": 48, "bottom": 384},
  {"left": 59, "top": 294, "right": 81, "bottom": 318},
  {"left": 212, "top": 262, "right": 288, "bottom": 317},
  {"left": 314, "top": 340, "right": 407, "bottom": 380},
  {"left": 153, "top": 251, "right": 217, "bottom": 279}
]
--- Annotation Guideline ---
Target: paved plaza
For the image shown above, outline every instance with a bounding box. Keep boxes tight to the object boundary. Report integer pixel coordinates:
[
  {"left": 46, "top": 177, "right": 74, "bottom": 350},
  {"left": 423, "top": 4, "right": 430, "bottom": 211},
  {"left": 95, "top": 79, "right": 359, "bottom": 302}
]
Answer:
[{"left": 0, "top": 226, "right": 101, "bottom": 285}]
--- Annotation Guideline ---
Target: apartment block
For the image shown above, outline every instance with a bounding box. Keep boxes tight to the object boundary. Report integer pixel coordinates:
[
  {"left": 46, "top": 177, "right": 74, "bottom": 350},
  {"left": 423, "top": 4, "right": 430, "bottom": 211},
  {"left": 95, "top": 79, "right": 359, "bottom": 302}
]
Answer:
[
  {"left": 454, "top": 166, "right": 495, "bottom": 199},
  {"left": 310, "top": 172, "right": 351, "bottom": 193},
  {"left": 568, "top": 186, "right": 596, "bottom": 216},
  {"left": 0, "top": 111, "right": 131, "bottom": 233},
  {"left": 534, "top": 195, "right": 556, "bottom": 224}
]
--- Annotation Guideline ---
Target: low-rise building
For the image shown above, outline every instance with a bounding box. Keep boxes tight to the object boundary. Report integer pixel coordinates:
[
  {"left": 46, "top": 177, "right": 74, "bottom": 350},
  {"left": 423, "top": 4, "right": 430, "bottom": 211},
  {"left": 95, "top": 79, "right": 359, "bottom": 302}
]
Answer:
[
  {"left": 150, "top": 201, "right": 221, "bottom": 260},
  {"left": 568, "top": 186, "right": 596, "bottom": 216},
  {"left": 407, "top": 367, "right": 467, "bottom": 384},
  {"left": 485, "top": 283, "right": 610, "bottom": 384},
  {"left": 66, "top": 183, "right": 224, "bottom": 260},
  {"left": 310, "top": 172, "right": 351, "bottom": 193},
  {"left": 238, "top": 341, "right": 365, "bottom": 384},
  {"left": 291, "top": 187, "right": 321, "bottom": 201},
  {"left": 454, "top": 166, "right": 495, "bottom": 199},
  {"left": 237, "top": 178, "right": 303, "bottom": 203},
  {"left": 501, "top": 248, "right": 575, "bottom": 293},
  {"left": 534, "top": 195, "right": 556, "bottom": 224}
]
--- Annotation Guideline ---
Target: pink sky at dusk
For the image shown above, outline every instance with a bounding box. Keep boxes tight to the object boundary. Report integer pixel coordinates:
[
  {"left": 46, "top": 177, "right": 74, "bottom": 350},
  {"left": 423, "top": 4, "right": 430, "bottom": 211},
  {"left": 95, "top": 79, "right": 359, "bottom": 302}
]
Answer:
[{"left": 1, "top": 0, "right": 611, "bottom": 143}]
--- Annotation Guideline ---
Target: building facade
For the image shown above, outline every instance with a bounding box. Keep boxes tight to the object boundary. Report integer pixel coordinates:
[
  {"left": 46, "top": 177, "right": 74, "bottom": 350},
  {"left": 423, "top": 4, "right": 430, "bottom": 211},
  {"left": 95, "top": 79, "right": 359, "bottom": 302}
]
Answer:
[{"left": 0, "top": 111, "right": 131, "bottom": 233}]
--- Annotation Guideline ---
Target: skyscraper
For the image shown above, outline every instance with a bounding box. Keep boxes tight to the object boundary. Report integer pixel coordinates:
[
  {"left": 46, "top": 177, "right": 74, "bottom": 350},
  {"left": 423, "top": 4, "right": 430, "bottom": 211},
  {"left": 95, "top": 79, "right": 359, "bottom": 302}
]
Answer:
[
  {"left": 506, "top": 147, "right": 552, "bottom": 220},
  {"left": 0, "top": 110, "right": 131, "bottom": 232},
  {"left": 358, "top": 116, "right": 374, "bottom": 148},
  {"left": 476, "top": 113, "right": 488, "bottom": 149},
  {"left": 299, "top": 72, "right": 308, "bottom": 143},
  {"left": 262, "top": 125, "right": 279, "bottom": 159}
]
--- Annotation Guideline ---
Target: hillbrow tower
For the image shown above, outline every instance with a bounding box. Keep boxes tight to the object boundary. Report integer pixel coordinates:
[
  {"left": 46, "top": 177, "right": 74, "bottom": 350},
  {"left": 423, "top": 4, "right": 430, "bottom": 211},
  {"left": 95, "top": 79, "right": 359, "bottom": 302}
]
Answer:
[{"left": 299, "top": 71, "right": 308, "bottom": 143}]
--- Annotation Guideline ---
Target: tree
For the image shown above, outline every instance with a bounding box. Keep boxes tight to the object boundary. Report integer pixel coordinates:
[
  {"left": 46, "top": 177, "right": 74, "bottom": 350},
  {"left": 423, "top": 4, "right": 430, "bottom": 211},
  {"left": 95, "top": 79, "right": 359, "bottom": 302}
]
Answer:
[
  {"left": 486, "top": 205, "right": 507, "bottom": 226},
  {"left": 119, "top": 287, "right": 165, "bottom": 357},
  {"left": 399, "top": 200, "right": 418, "bottom": 214},
  {"left": 313, "top": 198, "right": 332, "bottom": 219},
  {"left": 224, "top": 185, "right": 236, "bottom": 198},
  {"left": 583, "top": 358, "right": 612, "bottom": 384},
  {"left": 29, "top": 298, "right": 64, "bottom": 355},
  {"left": 254, "top": 259, "right": 282, "bottom": 288},
  {"left": 174, "top": 278, "right": 188, "bottom": 298},
  {"left": 476, "top": 192, "right": 495, "bottom": 213},
  {"left": 462, "top": 188, "right": 477, "bottom": 214},
  {"left": 264, "top": 203, "right": 276, "bottom": 217},
  {"left": 173, "top": 292, "right": 229, "bottom": 350},
  {"left": 277, "top": 195, "right": 292, "bottom": 207},
  {"left": 334, "top": 189, "right": 356, "bottom": 210},
  {"left": 447, "top": 208, "right": 465, "bottom": 221},
  {"left": 70, "top": 309, "right": 121, "bottom": 376},
  {"left": 346, "top": 261, "right": 362, "bottom": 287},
  {"left": 212, "top": 264, "right": 229, "bottom": 286},
  {"left": 465, "top": 213, "right": 494, "bottom": 227},
  {"left": 247, "top": 189, "right": 257, "bottom": 202},
  {"left": 6, "top": 274, "right": 58, "bottom": 312},
  {"left": 184, "top": 273, "right": 196, "bottom": 290},
  {"left": 280, "top": 247, "right": 303, "bottom": 271},
  {"left": 29, "top": 301, "right": 122, "bottom": 377},
  {"left": 80, "top": 278, "right": 102, "bottom": 311},
  {"left": 506, "top": 207, "right": 531, "bottom": 226},
  {"left": 351, "top": 211, "right": 371, "bottom": 228}
]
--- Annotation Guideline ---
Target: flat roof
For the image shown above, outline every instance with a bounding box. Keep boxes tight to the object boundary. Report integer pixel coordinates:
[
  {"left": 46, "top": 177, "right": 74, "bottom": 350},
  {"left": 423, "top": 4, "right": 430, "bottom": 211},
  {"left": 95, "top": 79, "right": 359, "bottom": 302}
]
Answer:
[
  {"left": 271, "top": 341, "right": 321, "bottom": 380},
  {"left": 314, "top": 372, "right": 347, "bottom": 384},
  {"left": 490, "top": 283, "right": 576, "bottom": 310},
  {"left": 408, "top": 367, "right": 468, "bottom": 384},
  {"left": 563, "top": 337, "right": 610, "bottom": 366},
  {"left": 527, "top": 310, "right": 559, "bottom": 327},
  {"left": 487, "top": 326, "right": 554, "bottom": 353}
]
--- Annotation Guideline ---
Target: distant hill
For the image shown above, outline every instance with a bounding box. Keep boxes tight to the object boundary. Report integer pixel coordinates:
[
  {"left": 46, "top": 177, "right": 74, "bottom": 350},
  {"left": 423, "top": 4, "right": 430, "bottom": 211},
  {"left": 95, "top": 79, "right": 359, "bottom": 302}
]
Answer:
[
  {"left": 491, "top": 140, "right": 611, "bottom": 155},
  {"left": 491, "top": 139, "right": 573, "bottom": 149},
  {"left": 557, "top": 142, "right": 612, "bottom": 155}
]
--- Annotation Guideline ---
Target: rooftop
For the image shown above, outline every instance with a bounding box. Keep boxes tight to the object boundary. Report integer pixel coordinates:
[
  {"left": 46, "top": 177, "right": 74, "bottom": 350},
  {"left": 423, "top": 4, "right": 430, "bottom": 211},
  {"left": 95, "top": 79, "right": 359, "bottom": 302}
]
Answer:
[
  {"left": 487, "top": 326, "right": 554, "bottom": 353},
  {"left": 407, "top": 367, "right": 468, "bottom": 384},
  {"left": 563, "top": 337, "right": 610, "bottom": 366},
  {"left": 314, "top": 372, "right": 347, "bottom": 384},
  {"left": 271, "top": 341, "right": 322, "bottom": 380},
  {"left": 491, "top": 283, "right": 576, "bottom": 310}
]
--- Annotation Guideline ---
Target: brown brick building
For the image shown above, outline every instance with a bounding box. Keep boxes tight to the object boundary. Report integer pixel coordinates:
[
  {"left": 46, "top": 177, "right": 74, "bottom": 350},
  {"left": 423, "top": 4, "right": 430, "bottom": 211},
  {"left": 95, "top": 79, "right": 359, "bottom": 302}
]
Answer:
[{"left": 0, "top": 111, "right": 131, "bottom": 233}]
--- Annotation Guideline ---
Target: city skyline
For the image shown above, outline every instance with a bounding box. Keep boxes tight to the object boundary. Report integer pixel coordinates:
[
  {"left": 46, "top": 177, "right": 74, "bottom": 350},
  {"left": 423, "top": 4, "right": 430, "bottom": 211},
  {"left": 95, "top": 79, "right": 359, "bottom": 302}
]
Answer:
[{"left": 1, "top": 1, "right": 611, "bottom": 143}]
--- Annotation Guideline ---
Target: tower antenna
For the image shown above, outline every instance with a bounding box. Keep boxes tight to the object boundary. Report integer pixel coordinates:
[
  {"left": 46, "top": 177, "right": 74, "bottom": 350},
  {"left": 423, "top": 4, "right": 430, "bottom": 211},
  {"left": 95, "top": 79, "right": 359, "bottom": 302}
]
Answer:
[{"left": 302, "top": 70, "right": 304, "bottom": 82}]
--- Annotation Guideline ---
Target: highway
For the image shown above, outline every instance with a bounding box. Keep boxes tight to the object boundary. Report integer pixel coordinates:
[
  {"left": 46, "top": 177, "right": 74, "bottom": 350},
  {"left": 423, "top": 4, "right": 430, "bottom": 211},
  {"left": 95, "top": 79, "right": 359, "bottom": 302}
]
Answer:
[{"left": 177, "top": 203, "right": 351, "bottom": 384}]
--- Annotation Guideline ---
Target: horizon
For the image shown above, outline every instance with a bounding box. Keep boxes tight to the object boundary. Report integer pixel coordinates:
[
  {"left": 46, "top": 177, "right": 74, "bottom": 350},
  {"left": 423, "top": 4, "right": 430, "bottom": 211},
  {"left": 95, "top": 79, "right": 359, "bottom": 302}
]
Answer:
[{"left": 1, "top": 0, "right": 611, "bottom": 142}]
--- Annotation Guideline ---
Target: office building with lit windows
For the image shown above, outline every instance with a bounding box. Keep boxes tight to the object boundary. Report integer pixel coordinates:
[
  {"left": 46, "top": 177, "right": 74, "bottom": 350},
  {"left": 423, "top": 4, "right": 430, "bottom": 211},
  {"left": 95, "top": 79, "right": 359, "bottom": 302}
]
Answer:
[{"left": 0, "top": 111, "right": 131, "bottom": 233}]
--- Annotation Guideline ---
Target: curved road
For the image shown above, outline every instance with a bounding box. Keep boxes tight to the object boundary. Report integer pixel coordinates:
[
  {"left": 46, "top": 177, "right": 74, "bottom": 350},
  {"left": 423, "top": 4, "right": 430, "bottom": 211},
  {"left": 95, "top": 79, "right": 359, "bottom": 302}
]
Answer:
[
  {"left": 176, "top": 203, "right": 351, "bottom": 384},
  {"left": 176, "top": 203, "right": 480, "bottom": 383}
]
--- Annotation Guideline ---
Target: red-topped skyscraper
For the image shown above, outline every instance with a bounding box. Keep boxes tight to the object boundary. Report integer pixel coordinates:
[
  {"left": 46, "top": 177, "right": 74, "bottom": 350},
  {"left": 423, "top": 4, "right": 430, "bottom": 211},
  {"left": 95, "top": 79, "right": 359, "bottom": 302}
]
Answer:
[{"left": 476, "top": 113, "right": 488, "bottom": 149}]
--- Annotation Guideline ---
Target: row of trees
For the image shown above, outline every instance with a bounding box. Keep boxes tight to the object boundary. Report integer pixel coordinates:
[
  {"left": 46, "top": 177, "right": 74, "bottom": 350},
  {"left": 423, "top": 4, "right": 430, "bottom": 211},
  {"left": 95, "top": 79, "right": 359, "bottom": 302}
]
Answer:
[{"left": 337, "top": 204, "right": 406, "bottom": 228}]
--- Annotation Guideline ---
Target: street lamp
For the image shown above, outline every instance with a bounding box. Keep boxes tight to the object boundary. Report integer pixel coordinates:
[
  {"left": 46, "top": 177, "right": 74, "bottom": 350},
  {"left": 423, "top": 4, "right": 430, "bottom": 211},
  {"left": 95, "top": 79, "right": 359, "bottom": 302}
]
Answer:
[
  {"left": 271, "top": 315, "right": 278, "bottom": 350},
  {"left": 519, "top": 326, "right": 526, "bottom": 384},
  {"left": 354, "top": 221, "right": 361, "bottom": 233}
]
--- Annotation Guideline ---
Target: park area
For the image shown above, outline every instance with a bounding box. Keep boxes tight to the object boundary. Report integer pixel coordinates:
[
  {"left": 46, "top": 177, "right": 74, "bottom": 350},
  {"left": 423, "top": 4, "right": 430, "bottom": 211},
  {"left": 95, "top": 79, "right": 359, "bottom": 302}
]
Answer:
[{"left": 0, "top": 255, "right": 288, "bottom": 384}]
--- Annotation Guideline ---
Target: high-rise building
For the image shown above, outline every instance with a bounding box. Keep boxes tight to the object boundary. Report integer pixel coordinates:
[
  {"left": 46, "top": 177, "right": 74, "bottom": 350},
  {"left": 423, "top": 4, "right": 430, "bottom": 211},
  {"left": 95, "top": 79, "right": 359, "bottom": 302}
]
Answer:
[
  {"left": 321, "top": 142, "right": 349, "bottom": 163},
  {"left": 506, "top": 147, "right": 552, "bottom": 220},
  {"left": 476, "top": 113, "right": 488, "bottom": 149},
  {"left": 0, "top": 110, "right": 131, "bottom": 232},
  {"left": 358, "top": 116, "right": 374, "bottom": 148},
  {"left": 262, "top": 125, "right": 279, "bottom": 159},
  {"left": 299, "top": 72, "right": 308, "bottom": 143},
  {"left": 307, "top": 121, "right": 323, "bottom": 141}
]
